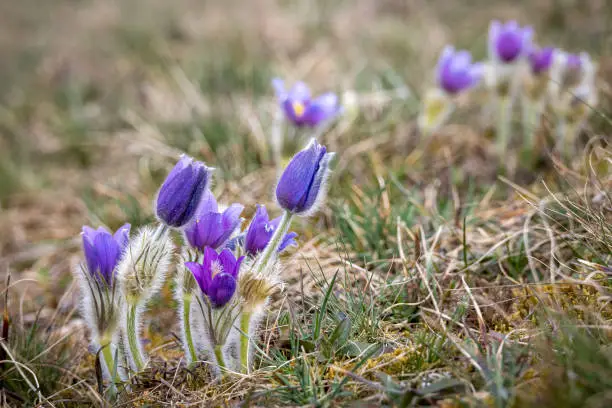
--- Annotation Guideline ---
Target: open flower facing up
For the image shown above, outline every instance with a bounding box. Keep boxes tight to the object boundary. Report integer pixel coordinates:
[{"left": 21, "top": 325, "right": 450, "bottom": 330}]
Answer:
[
  {"left": 245, "top": 205, "right": 297, "bottom": 256},
  {"left": 82, "top": 224, "right": 131, "bottom": 285},
  {"left": 276, "top": 139, "right": 335, "bottom": 216},
  {"left": 419, "top": 46, "right": 483, "bottom": 134},
  {"left": 185, "top": 247, "right": 244, "bottom": 308},
  {"left": 155, "top": 155, "right": 212, "bottom": 228},
  {"left": 272, "top": 79, "right": 342, "bottom": 128},
  {"left": 184, "top": 190, "right": 244, "bottom": 251}
]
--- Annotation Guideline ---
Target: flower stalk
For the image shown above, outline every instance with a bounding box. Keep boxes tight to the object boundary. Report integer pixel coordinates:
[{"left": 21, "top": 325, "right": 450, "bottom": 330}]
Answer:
[
  {"left": 239, "top": 311, "right": 252, "bottom": 373},
  {"left": 124, "top": 301, "right": 145, "bottom": 372},
  {"left": 182, "top": 293, "right": 198, "bottom": 366}
]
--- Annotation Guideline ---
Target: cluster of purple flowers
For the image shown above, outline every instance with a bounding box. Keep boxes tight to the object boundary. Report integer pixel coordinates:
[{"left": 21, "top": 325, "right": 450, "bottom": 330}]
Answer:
[{"left": 77, "top": 88, "right": 335, "bottom": 385}]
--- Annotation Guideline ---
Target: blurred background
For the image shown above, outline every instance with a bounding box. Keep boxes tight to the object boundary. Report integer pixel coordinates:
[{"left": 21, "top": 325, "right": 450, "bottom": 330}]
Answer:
[{"left": 0, "top": 0, "right": 610, "bottom": 405}]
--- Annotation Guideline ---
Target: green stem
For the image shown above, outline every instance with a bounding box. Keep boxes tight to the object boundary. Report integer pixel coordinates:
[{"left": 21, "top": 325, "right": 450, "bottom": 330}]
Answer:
[
  {"left": 214, "top": 345, "right": 226, "bottom": 375},
  {"left": 239, "top": 311, "right": 252, "bottom": 373},
  {"left": 496, "top": 96, "right": 512, "bottom": 159},
  {"left": 101, "top": 339, "right": 120, "bottom": 390},
  {"left": 253, "top": 210, "right": 293, "bottom": 276},
  {"left": 182, "top": 294, "right": 198, "bottom": 366},
  {"left": 126, "top": 302, "right": 145, "bottom": 372},
  {"left": 521, "top": 98, "right": 541, "bottom": 166}
]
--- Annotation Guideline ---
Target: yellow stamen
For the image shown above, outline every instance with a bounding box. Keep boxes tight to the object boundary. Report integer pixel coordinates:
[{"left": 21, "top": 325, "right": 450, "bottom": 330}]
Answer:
[{"left": 292, "top": 101, "right": 305, "bottom": 117}]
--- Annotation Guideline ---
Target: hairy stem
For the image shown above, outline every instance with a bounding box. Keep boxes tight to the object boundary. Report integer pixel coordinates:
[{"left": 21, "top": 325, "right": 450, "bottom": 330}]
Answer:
[
  {"left": 521, "top": 98, "right": 542, "bottom": 166},
  {"left": 239, "top": 311, "right": 252, "bottom": 373},
  {"left": 182, "top": 294, "right": 198, "bottom": 366},
  {"left": 496, "top": 95, "right": 512, "bottom": 159},
  {"left": 125, "top": 302, "right": 145, "bottom": 372}
]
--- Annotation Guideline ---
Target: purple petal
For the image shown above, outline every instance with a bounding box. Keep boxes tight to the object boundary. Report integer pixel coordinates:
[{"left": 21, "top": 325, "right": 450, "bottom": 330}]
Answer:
[
  {"left": 218, "top": 249, "right": 239, "bottom": 278},
  {"left": 276, "top": 140, "right": 328, "bottom": 213},
  {"left": 245, "top": 205, "right": 271, "bottom": 254},
  {"left": 436, "top": 45, "right": 455, "bottom": 80},
  {"left": 93, "top": 232, "right": 120, "bottom": 284},
  {"left": 279, "top": 231, "right": 298, "bottom": 252},
  {"left": 202, "top": 246, "right": 218, "bottom": 276},
  {"left": 208, "top": 273, "right": 237, "bottom": 308},
  {"left": 287, "top": 81, "right": 311, "bottom": 101},
  {"left": 185, "top": 262, "right": 210, "bottom": 293},
  {"left": 272, "top": 78, "right": 287, "bottom": 101},
  {"left": 113, "top": 223, "right": 131, "bottom": 250},
  {"left": 156, "top": 157, "right": 211, "bottom": 227},
  {"left": 303, "top": 93, "right": 341, "bottom": 127}
]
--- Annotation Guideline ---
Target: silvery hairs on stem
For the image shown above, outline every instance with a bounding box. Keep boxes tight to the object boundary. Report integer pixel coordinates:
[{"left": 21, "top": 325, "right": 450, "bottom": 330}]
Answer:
[{"left": 115, "top": 225, "right": 173, "bottom": 372}]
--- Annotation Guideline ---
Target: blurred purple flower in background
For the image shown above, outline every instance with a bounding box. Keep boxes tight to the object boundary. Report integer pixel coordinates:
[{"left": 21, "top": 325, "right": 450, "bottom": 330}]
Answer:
[
  {"left": 528, "top": 46, "right": 555, "bottom": 75},
  {"left": 272, "top": 79, "right": 342, "bottom": 127},
  {"left": 489, "top": 20, "right": 533, "bottom": 63},
  {"left": 436, "top": 46, "right": 484, "bottom": 94},
  {"left": 82, "top": 224, "right": 131, "bottom": 284},
  {"left": 245, "top": 205, "right": 297, "bottom": 256},
  {"left": 155, "top": 156, "right": 212, "bottom": 228},
  {"left": 185, "top": 247, "right": 244, "bottom": 308},
  {"left": 276, "top": 139, "right": 335, "bottom": 215},
  {"left": 184, "top": 190, "right": 244, "bottom": 251}
]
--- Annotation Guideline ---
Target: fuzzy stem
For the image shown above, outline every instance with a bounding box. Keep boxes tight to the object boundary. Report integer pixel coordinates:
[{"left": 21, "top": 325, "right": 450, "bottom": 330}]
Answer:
[
  {"left": 239, "top": 311, "right": 252, "bottom": 373},
  {"left": 521, "top": 98, "right": 542, "bottom": 166},
  {"left": 214, "top": 345, "right": 227, "bottom": 375},
  {"left": 496, "top": 95, "right": 512, "bottom": 159},
  {"left": 253, "top": 210, "right": 293, "bottom": 276},
  {"left": 125, "top": 302, "right": 145, "bottom": 372},
  {"left": 182, "top": 294, "right": 198, "bottom": 366}
]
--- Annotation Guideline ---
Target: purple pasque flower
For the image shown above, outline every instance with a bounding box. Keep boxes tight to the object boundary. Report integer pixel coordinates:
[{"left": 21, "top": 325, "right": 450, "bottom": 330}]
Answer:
[
  {"left": 82, "top": 223, "right": 131, "bottom": 285},
  {"left": 272, "top": 78, "right": 342, "bottom": 128},
  {"left": 436, "top": 46, "right": 484, "bottom": 94},
  {"left": 184, "top": 189, "right": 244, "bottom": 251},
  {"left": 245, "top": 205, "right": 298, "bottom": 256},
  {"left": 488, "top": 20, "right": 533, "bottom": 63},
  {"left": 276, "top": 138, "right": 335, "bottom": 215},
  {"left": 528, "top": 46, "right": 555, "bottom": 75},
  {"left": 155, "top": 155, "right": 212, "bottom": 228},
  {"left": 185, "top": 247, "right": 244, "bottom": 308}
]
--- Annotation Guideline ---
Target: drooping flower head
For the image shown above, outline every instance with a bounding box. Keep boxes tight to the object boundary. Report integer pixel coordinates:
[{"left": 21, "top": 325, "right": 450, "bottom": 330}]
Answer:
[
  {"left": 184, "top": 189, "right": 244, "bottom": 251},
  {"left": 276, "top": 139, "right": 335, "bottom": 216},
  {"left": 82, "top": 224, "right": 131, "bottom": 285},
  {"left": 272, "top": 79, "right": 342, "bottom": 128},
  {"left": 155, "top": 155, "right": 212, "bottom": 228},
  {"left": 528, "top": 46, "right": 555, "bottom": 75},
  {"left": 245, "top": 205, "right": 298, "bottom": 256},
  {"left": 488, "top": 20, "right": 533, "bottom": 64},
  {"left": 436, "top": 46, "right": 484, "bottom": 94},
  {"left": 185, "top": 247, "right": 244, "bottom": 308}
]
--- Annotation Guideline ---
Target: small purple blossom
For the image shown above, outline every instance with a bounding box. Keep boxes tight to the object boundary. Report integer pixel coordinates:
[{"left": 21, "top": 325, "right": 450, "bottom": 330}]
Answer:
[
  {"left": 82, "top": 224, "right": 131, "bottom": 284},
  {"left": 185, "top": 247, "right": 244, "bottom": 308},
  {"left": 184, "top": 190, "right": 244, "bottom": 251},
  {"left": 155, "top": 155, "right": 212, "bottom": 228},
  {"left": 436, "top": 46, "right": 484, "bottom": 94},
  {"left": 489, "top": 20, "right": 533, "bottom": 63},
  {"left": 245, "top": 205, "right": 298, "bottom": 256},
  {"left": 272, "top": 79, "right": 342, "bottom": 127},
  {"left": 528, "top": 46, "right": 555, "bottom": 75},
  {"left": 276, "top": 139, "right": 335, "bottom": 215}
]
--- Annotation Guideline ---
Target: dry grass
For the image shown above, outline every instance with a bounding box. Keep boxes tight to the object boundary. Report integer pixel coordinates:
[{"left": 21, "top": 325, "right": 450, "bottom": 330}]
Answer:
[{"left": 1, "top": 0, "right": 611, "bottom": 406}]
